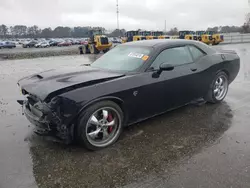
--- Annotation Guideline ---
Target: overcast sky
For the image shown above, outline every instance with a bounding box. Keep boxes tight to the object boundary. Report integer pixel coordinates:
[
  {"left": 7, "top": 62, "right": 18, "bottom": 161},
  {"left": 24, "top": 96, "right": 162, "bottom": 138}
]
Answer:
[{"left": 0, "top": 0, "right": 249, "bottom": 30}]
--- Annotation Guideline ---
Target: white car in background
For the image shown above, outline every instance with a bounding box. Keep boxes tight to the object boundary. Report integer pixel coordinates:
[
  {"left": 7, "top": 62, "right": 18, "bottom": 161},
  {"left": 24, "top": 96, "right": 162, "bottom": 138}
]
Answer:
[{"left": 35, "top": 42, "right": 50, "bottom": 48}]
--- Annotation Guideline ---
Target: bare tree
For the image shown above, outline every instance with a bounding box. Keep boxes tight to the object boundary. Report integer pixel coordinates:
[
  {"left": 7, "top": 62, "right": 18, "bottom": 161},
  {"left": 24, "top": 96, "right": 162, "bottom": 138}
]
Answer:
[{"left": 0, "top": 24, "right": 8, "bottom": 38}]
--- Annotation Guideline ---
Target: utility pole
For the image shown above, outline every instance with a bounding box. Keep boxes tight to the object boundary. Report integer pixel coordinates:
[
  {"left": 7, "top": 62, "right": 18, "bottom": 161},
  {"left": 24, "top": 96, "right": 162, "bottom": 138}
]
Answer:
[
  {"left": 116, "top": 0, "right": 119, "bottom": 30},
  {"left": 246, "top": 0, "right": 250, "bottom": 25},
  {"left": 164, "top": 20, "right": 166, "bottom": 34}
]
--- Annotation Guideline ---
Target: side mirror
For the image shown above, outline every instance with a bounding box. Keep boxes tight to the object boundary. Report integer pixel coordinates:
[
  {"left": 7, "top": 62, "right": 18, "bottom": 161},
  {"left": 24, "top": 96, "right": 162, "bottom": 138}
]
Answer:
[
  {"left": 159, "top": 63, "right": 174, "bottom": 71},
  {"left": 152, "top": 63, "right": 174, "bottom": 78}
]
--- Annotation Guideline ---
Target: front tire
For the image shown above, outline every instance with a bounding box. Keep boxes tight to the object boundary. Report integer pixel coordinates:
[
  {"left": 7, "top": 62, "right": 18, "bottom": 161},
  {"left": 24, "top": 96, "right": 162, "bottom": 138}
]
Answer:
[
  {"left": 82, "top": 45, "right": 90, "bottom": 54},
  {"left": 103, "top": 48, "right": 110, "bottom": 53},
  {"left": 89, "top": 44, "right": 99, "bottom": 54},
  {"left": 76, "top": 101, "right": 123, "bottom": 150},
  {"left": 205, "top": 72, "right": 229, "bottom": 103}
]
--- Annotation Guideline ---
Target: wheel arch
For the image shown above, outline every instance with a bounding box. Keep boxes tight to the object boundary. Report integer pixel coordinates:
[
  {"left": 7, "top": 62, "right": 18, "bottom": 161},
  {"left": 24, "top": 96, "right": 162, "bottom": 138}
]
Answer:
[
  {"left": 215, "top": 69, "right": 230, "bottom": 79},
  {"left": 76, "top": 96, "right": 127, "bottom": 124}
]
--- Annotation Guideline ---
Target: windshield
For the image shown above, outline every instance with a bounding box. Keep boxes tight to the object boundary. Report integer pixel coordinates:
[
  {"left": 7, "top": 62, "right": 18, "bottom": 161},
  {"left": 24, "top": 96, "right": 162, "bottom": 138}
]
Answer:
[{"left": 91, "top": 45, "right": 151, "bottom": 72}]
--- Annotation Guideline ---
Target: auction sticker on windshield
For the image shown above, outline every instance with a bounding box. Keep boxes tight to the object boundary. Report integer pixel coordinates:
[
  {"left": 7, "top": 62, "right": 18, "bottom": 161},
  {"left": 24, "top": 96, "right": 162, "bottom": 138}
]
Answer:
[
  {"left": 142, "top": 55, "right": 149, "bottom": 61},
  {"left": 128, "top": 52, "right": 144, "bottom": 58}
]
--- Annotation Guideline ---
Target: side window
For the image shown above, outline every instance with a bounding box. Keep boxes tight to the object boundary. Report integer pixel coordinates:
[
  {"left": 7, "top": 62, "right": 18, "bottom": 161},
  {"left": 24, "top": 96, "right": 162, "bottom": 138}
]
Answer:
[
  {"left": 150, "top": 46, "right": 193, "bottom": 69},
  {"left": 188, "top": 45, "right": 205, "bottom": 60}
]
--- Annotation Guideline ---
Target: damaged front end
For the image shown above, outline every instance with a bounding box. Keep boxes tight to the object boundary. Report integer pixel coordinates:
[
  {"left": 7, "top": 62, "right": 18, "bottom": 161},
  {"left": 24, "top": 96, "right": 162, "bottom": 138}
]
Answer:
[{"left": 18, "top": 94, "right": 80, "bottom": 144}]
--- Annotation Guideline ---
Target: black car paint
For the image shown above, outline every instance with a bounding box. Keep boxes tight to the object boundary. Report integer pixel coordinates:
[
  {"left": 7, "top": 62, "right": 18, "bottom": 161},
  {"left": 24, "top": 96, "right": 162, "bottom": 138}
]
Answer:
[
  {"left": 17, "top": 39, "right": 240, "bottom": 143},
  {"left": 18, "top": 66, "right": 125, "bottom": 101}
]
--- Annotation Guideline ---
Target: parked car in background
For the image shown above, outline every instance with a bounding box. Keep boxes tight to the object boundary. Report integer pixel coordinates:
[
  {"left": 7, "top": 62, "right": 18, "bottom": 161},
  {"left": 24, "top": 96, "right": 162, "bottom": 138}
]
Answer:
[
  {"left": 40, "top": 42, "right": 50, "bottom": 48},
  {"left": 57, "top": 40, "right": 72, "bottom": 47},
  {"left": 35, "top": 42, "right": 50, "bottom": 48},
  {"left": 19, "top": 39, "right": 27, "bottom": 45},
  {"left": 0, "top": 41, "right": 16, "bottom": 49},
  {"left": 0, "top": 42, "right": 4, "bottom": 49},
  {"left": 80, "top": 38, "right": 89, "bottom": 45},
  {"left": 70, "top": 39, "right": 81, "bottom": 45},
  {"left": 75, "top": 40, "right": 81, "bottom": 45},
  {"left": 49, "top": 40, "right": 59, "bottom": 46},
  {"left": 110, "top": 37, "right": 122, "bottom": 44},
  {"left": 23, "top": 41, "right": 38, "bottom": 48},
  {"left": 35, "top": 42, "right": 42, "bottom": 48}
]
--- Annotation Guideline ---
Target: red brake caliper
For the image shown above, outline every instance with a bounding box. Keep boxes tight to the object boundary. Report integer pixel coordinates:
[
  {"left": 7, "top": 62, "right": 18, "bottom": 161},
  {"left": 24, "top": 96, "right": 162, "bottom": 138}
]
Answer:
[{"left": 107, "top": 114, "right": 113, "bottom": 133}]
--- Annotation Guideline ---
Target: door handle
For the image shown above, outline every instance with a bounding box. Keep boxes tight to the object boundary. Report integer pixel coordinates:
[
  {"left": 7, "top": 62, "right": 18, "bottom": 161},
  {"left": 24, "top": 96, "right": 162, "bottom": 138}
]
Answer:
[{"left": 190, "top": 68, "right": 197, "bottom": 72}]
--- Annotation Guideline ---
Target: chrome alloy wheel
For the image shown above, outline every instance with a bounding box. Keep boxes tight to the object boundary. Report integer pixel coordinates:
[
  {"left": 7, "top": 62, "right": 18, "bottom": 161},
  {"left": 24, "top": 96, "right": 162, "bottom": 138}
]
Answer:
[
  {"left": 86, "top": 107, "right": 121, "bottom": 147},
  {"left": 213, "top": 75, "right": 228, "bottom": 101}
]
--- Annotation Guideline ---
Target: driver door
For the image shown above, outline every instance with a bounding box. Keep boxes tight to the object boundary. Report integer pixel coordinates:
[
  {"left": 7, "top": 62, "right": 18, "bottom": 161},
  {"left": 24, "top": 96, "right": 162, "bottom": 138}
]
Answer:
[{"left": 128, "top": 46, "right": 199, "bottom": 123}]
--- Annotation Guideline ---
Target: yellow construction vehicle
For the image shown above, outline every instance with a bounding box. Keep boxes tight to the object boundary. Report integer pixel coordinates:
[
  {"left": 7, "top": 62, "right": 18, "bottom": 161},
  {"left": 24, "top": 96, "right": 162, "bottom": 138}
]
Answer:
[
  {"left": 196, "top": 31, "right": 213, "bottom": 45},
  {"left": 170, "top": 35, "right": 180, "bottom": 39},
  {"left": 146, "top": 35, "right": 158, "bottom": 40},
  {"left": 178, "top": 30, "right": 197, "bottom": 40},
  {"left": 151, "top": 31, "right": 163, "bottom": 39},
  {"left": 179, "top": 31, "right": 194, "bottom": 39},
  {"left": 152, "top": 31, "right": 163, "bottom": 36},
  {"left": 206, "top": 31, "right": 224, "bottom": 45},
  {"left": 79, "top": 29, "right": 112, "bottom": 54},
  {"left": 184, "top": 34, "right": 198, "bottom": 40},
  {"left": 133, "top": 36, "right": 147, "bottom": 41},
  {"left": 122, "top": 30, "right": 146, "bottom": 42},
  {"left": 158, "top": 35, "right": 170, "bottom": 39},
  {"left": 123, "top": 30, "right": 137, "bottom": 43},
  {"left": 138, "top": 31, "right": 156, "bottom": 40}
]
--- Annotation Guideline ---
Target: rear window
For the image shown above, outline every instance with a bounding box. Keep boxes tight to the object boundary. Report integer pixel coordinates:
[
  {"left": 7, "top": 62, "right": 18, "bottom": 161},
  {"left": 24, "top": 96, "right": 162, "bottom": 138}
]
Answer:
[{"left": 188, "top": 45, "right": 205, "bottom": 60}]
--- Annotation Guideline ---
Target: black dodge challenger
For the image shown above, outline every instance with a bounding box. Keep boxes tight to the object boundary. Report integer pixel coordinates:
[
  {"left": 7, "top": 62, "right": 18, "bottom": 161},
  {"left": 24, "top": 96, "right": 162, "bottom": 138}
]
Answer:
[{"left": 17, "top": 39, "right": 240, "bottom": 150}]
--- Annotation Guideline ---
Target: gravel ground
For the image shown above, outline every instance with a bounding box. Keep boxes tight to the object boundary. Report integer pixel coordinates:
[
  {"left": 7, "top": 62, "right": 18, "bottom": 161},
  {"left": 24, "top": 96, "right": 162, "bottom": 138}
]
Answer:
[{"left": 0, "top": 45, "right": 80, "bottom": 60}]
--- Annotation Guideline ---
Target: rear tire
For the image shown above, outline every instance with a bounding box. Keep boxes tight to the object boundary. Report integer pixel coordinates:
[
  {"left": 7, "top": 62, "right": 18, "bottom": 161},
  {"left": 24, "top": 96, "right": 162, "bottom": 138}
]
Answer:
[
  {"left": 204, "top": 72, "right": 229, "bottom": 104},
  {"left": 76, "top": 101, "right": 123, "bottom": 150}
]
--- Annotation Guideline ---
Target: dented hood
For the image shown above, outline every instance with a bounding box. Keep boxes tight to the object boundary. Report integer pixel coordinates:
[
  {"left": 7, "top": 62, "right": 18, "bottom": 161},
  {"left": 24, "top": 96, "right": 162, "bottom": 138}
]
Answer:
[{"left": 18, "top": 66, "right": 124, "bottom": 101}]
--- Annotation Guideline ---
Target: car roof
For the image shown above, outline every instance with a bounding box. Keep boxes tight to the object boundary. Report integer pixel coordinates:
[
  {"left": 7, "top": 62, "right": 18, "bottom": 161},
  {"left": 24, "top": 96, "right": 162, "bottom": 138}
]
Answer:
[
  {"left": 122, "top": 39, "right": 216, "bottom": 54},
  {"left": 123, "top": 39, "right": 199, "bottom": 47}
]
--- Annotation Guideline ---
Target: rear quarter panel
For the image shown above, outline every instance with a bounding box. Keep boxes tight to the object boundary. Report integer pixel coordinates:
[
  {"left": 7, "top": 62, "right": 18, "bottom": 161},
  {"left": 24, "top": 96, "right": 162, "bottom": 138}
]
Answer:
[
  {"left": 194, "top": 51, "right": 240, "bottom": 97},
  {"left": 194, "top": 53, "right": 224, "bottom": 96},
  {"left": 219, "top": 53, "right": 240, "bottom": 84}
]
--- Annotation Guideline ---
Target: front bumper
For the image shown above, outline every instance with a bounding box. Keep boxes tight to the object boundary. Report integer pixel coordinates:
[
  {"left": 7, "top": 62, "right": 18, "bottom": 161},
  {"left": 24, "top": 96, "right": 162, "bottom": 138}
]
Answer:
[
  {"left": 21, "top": 100, "right": 73, "bottom": 143},
  {"left": 23, "top": 101, "right": 51, "bottom": 134}
]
